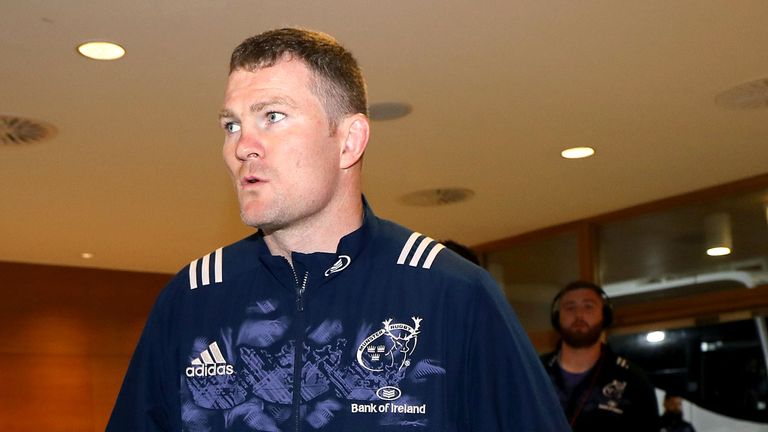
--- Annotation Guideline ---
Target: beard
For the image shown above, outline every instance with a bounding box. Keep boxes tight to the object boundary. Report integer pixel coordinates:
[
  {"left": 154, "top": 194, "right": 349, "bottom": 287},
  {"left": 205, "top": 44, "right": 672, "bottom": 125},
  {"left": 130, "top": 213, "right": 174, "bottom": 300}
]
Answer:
[{"left": 560, "top": 319, "right": 603, "bottom": 348}]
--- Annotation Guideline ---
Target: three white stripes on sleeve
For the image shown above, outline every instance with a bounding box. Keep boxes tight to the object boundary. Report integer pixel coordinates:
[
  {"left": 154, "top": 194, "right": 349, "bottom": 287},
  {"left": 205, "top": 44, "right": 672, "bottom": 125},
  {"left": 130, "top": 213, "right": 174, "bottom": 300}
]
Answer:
[
  {"left": 397, "top": 232, "right": 445, "bottom": 269},
  {"left": 189, "top": 247, "right": 222, "bottom": 290}
]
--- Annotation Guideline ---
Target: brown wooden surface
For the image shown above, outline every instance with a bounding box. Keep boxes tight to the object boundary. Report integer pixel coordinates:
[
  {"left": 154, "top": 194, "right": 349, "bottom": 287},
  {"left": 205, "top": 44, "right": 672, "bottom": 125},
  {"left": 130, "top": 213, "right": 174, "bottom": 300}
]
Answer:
[
  {"left": 577, "top": 222, "right": 597, "bottom": 282},
  {"left": 0, "top": 261, "right": 170, "bottom": 431},
  {"left": 612, "top": 284, "right": 768, "bottom": 328}
]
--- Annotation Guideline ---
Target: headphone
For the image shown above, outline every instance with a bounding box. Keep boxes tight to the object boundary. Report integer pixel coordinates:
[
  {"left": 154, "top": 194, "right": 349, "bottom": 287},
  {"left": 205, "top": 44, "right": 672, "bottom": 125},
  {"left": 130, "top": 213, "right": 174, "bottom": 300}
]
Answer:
[{"left": 550, "top": 280, "right": 614, "bottom": 331}]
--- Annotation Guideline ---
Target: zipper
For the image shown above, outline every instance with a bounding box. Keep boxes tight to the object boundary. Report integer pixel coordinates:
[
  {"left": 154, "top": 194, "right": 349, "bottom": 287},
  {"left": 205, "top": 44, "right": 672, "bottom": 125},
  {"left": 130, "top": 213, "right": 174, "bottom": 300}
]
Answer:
[
  {"left": 291, "top": 266, "right": 309, "bottom": 432},
  {"left": 294, "top": 269, "right": 309, "bottom": 312}
]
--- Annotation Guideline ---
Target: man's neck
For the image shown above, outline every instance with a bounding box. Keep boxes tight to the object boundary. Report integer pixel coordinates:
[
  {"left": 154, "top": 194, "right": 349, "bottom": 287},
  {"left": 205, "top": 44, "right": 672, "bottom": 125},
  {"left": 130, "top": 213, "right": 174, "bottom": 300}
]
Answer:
[
  {"left": 559, "top": 342, "right": 603, "bottom": 373},
  {"left": 263, "top": 193, "right": 364, "bottom": 265}
]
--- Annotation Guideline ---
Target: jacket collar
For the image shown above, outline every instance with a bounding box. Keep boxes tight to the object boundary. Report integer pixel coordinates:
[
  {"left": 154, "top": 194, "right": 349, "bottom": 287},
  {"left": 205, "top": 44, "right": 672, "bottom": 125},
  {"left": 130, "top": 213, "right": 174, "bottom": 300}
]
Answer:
[{"left": 255, "top": 195, "right": 378, "bottom": 288}]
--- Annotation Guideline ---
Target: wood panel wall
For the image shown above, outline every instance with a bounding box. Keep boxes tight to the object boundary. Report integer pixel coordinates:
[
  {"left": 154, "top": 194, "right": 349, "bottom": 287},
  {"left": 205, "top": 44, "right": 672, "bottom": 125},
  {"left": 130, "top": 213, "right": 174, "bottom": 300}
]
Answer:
[{"left": 0, "top": 261, "right": 171, "bottom": 431}]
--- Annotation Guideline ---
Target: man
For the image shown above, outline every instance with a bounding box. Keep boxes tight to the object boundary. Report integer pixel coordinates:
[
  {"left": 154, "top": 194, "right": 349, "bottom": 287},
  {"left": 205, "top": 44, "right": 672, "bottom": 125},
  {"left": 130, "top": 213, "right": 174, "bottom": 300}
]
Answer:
[
  {"left": 107, "top": 28, "right": 568, "bottom": 431},
  {"left": 541, "top": 281, "right": 660, "bottom": 431},
  {"left": 660, "top": 392, "right": 696, "bottom": 432}
]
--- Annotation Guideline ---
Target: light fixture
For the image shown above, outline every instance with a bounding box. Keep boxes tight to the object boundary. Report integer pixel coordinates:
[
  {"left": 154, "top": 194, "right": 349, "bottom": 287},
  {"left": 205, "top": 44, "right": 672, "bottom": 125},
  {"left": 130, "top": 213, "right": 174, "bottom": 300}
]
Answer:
[
  {"left": 77, "top": 41, "right": 125, "bottom": 60},
  {"left": 81, "top": 252, "right": 94, "bottom": 259},
  {"left": 704, "top": 213, "right": 732, "bottom": 257},
  {"left": 646, "top": 331, "right": 665, "bottom": 343},
  {"left": 707, "top": 247, "right": 731, "bottom": 257},
  {"left": 561, "top": 147, "right": 595, "bottom": 159}
]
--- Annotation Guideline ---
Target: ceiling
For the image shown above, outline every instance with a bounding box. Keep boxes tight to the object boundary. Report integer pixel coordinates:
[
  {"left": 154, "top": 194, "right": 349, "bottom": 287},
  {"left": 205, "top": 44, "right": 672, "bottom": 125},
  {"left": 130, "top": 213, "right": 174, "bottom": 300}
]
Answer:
[{"left": 2, "top": 1, "right": 768, "bottom": 275}]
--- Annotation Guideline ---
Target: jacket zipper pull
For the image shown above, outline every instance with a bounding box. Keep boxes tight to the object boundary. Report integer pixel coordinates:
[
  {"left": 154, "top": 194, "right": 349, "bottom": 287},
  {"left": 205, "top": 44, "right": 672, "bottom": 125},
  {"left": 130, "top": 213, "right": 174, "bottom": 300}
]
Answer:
[{"left": 295, "top": 271, "right": 309, "bottom": 312}]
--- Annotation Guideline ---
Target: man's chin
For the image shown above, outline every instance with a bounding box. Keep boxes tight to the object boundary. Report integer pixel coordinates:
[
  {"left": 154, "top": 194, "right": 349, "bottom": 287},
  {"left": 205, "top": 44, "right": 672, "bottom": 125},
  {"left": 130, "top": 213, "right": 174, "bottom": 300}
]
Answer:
[
  {"left": 239, "top": 200, "right": 269, "bottom": 226},
  {"left": 240, "top": 210, "right": 285, "bottom": 234},
  {"left": 239, "top": 209, "right": 265, "bottom": 229},
  {"left": 561, "top": 327, "right": 602, "bottom": 348}
]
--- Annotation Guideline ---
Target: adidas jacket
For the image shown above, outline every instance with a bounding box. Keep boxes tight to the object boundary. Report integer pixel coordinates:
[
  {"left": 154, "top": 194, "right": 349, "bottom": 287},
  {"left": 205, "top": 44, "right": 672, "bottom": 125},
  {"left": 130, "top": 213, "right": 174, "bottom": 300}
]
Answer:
[
  {"left": 107, "top": 200, "right": 569, "bottom": 431},
  {"left": 541, "top": 344, "right": 660, "bottom": 431}
]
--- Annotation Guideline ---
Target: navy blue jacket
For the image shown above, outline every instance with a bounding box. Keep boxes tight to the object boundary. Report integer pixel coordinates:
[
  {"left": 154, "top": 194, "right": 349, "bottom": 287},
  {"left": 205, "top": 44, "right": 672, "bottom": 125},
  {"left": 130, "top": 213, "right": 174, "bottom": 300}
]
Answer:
[
  {"left": 542, "top": 344, "right": 659, "bottom": 431},
  {"left": 108, "top": 202, "right": 569, "bottom": 431}
]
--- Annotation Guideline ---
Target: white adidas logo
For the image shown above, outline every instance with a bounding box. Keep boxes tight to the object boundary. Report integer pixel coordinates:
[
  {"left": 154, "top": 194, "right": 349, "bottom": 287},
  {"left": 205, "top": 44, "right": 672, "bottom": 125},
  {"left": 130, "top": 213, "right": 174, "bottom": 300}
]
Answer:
[{"left": 185, "top": 341, "right": 234, "bottom": 377}]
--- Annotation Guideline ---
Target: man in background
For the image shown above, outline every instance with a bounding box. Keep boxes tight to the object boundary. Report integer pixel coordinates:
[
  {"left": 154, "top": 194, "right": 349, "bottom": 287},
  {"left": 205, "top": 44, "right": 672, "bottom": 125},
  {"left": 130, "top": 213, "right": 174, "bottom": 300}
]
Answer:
[
  {"left": 541, "top": 280, "right": 660, "bottom": 431},
  {"left": 660, "top": 392, "right": 696, "bottom": 432}
]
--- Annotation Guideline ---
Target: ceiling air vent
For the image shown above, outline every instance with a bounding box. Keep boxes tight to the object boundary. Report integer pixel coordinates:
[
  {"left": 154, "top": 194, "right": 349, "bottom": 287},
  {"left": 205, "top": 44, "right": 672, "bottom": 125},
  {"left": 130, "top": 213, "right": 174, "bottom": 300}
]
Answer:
[
  {"left": 400, "top": 188, "right": 475, "bottom": 206},
  {"left": 715, "top": 78, "right": 768, "bottom": 109},
  {"left": 1, "top": 114, "right": 57, "bottom": 145},
  {"left": 369, "top": 102, "right": 412, "bottom": 121}
]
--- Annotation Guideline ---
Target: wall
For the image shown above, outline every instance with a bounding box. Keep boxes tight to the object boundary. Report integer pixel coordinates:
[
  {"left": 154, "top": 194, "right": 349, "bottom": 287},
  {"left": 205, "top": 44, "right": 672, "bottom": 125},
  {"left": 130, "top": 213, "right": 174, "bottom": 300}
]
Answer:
[{"left": 0, "top": 261, "right": 171, "bottom": 431}]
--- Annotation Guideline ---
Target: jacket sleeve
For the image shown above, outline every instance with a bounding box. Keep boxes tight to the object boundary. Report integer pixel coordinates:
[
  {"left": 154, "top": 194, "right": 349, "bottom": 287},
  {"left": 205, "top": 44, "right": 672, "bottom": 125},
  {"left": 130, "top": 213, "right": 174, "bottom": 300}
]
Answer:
[
  {"left": 627, "top": 365, "right": 660, "bottom": 432},
  {"left": 464, "top": 272, "right": 570, "bottom": 431},
  {"left": 106, "top": 281, "right": 181, "bottom": 432}
]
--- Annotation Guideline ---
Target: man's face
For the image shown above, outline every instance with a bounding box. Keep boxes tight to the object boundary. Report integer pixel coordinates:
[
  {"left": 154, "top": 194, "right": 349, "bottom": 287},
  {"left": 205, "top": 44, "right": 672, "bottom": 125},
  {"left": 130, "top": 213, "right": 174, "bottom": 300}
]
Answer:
[
  {"left": 664, "top": 396, "right": 683, "bottom": 414},
  {"left": 558, "top": 288, "right": 605, "bottom": 348},
  {"left": 220, "top": 58, "right": 345, "bottom": 233}
]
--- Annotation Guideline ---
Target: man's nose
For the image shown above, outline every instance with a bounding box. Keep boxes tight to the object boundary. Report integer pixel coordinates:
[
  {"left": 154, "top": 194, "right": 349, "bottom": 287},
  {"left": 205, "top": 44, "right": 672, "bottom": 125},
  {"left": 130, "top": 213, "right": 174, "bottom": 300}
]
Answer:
[{"left": 235, "top": 129, "right": 264, "bottom": 161}]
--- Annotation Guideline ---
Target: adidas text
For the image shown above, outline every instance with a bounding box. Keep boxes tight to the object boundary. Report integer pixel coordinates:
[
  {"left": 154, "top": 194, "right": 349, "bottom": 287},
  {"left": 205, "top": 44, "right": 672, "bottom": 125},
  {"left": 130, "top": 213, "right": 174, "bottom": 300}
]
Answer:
[{"left": 185, "top": 364, "right": 234, "bottom": 377}]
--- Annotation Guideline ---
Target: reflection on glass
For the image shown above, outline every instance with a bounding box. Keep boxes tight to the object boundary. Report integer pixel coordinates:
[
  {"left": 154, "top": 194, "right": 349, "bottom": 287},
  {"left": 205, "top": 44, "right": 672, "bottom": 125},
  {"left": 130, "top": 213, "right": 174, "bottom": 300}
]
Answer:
[
  {"left": 599, "top": 188, "right": 768, "bottom": 305},
  {"left": 484, "top": 232, "right": 579, "bottom": 336},
  {"left": 647, "top": 331, "right": 665, "bottom": 343},
  {"left": 609, "top": 319, "right": 768, "bottom": 424}
]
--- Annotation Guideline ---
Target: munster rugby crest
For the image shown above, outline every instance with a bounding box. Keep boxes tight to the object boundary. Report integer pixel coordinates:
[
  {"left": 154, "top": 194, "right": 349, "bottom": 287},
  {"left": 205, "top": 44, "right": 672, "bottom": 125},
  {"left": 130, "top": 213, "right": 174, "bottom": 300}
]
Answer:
[
  {"left": 357, "top": 317, "right": 422, "bottom": 372},
  {"left": 602, "top": 380, "right": 627, "bottom": 400}
]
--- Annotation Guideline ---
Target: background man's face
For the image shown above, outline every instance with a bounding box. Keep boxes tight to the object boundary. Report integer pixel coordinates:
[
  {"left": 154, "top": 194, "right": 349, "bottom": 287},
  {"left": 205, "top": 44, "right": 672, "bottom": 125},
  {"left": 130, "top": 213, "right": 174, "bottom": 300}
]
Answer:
[
  {"left": 558, "top": 288, "right": 604, "bottom": 348},
  {"left": 664, "top": 396, "right": 683, "bottom": 414}
]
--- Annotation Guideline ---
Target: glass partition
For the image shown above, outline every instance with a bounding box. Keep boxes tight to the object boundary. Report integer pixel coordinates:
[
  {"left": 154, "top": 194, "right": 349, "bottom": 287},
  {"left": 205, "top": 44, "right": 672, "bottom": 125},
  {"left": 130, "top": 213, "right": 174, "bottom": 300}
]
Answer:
[
  {"left": 598, "top": 187, "right": 768, "bottom": 306},
  {"left": 609, "top": 318, "right": 768, "bottom": 425},
  {"left": 484, "top": 231, "right": 579, "bottom": 336}
]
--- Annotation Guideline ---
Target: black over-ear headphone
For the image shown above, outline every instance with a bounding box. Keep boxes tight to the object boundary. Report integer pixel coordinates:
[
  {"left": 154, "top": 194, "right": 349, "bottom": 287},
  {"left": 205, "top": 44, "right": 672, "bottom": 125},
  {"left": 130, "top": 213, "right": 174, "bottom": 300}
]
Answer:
[{"left": 550, "top": 280, "right": 614, "bottom": 331}]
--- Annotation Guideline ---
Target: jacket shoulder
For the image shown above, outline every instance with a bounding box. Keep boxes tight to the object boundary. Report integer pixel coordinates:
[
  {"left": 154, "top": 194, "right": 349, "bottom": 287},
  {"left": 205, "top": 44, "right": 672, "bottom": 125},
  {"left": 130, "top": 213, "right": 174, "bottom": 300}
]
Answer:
[
  {"left": 376, "top": 217, "right": 482, "bottom": 280},
  {"left": 175, "top": 233, "right": 263, "bottom": 291}
]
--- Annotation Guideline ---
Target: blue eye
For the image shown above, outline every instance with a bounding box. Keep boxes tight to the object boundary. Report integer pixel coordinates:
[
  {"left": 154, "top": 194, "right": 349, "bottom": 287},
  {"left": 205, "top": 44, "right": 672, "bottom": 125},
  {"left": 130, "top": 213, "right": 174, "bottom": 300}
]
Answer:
[
  {"left": 267, "top": 112, "right": 286, "bottom": 123},
  {"left": 224, "top": 122, "right": 240, "bottom": 133}
]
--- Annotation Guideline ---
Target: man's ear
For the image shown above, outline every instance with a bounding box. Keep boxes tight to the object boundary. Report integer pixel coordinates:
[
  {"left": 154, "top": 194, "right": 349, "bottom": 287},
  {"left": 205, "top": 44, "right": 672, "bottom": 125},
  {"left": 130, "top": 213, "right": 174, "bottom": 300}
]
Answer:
[{"left": 339, "top": 113, "right": 369, "bottom": 169}]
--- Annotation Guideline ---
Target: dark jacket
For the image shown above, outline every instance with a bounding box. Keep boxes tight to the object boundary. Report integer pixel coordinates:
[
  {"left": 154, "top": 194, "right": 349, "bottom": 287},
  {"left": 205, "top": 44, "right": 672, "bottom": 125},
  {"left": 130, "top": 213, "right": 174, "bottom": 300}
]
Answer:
[
  {"left": 108, "top": 200, "right": 569, "bottom": 431},
  {"left": 542, "top": 344, "right": 660, "bottom": 431},
  {"left": 660, "top": 412, "right": 696, "bottom": 432}
]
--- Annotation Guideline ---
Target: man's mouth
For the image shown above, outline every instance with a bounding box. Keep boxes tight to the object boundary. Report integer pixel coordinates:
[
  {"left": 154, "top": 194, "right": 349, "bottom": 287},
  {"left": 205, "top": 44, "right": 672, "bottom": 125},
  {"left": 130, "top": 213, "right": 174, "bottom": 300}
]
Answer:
[
  {"left": 570, "top": 320, "right": 589, "bottom": 329},
  {"left": 241, "top": 175, "right": 262, "bottom": 186}
]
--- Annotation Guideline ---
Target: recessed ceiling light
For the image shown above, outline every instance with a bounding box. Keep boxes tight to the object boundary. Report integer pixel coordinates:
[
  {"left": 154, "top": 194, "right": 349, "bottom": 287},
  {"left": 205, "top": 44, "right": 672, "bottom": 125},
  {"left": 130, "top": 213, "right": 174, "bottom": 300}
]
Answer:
[
  {"left": 81, "top": 252, "right": 94, "bottom": 259},
  {"left": 77, "top": 41, "right": 125, "bottom": 60},
  {"left": 561, "top": 147, "right": 595, "bottom": 159}
]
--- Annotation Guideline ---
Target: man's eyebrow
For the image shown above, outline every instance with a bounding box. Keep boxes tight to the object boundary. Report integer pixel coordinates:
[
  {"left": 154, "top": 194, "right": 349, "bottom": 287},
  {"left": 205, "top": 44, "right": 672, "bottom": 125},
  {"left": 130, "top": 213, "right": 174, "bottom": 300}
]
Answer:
[
  {"left": 218, "top": 109, "right": 236, "bottom": 121},
  {"left": 218, "top": 96, "right": 299, "bottom": 121},
  {"left": 249, "top": 96, "right": 298, "bottom": 113}
]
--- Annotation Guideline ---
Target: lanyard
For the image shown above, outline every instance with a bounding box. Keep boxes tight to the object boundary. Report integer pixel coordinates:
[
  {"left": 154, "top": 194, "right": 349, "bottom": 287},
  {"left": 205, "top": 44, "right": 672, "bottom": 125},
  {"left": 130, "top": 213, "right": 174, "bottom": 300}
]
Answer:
[{"left": 568, "top": 354, "right": 605, "bottom": 427}]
